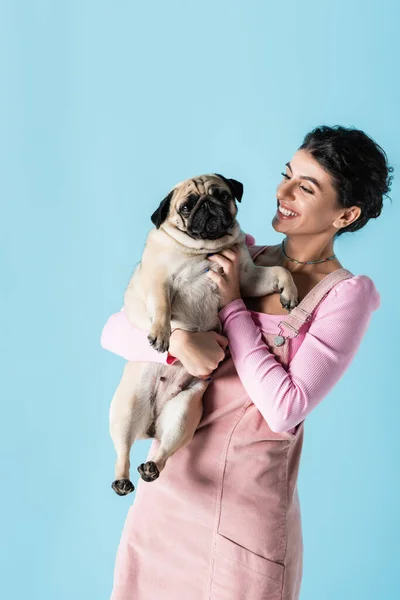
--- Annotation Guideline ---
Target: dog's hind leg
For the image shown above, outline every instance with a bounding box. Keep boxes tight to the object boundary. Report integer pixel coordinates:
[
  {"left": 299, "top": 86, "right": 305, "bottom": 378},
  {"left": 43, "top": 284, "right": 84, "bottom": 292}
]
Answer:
[
  {"left": 109, "top": 362, "right": 151, "bottom": 496},
  {"left": 137, "top": 379, "right": 208, "bottom": 482}
]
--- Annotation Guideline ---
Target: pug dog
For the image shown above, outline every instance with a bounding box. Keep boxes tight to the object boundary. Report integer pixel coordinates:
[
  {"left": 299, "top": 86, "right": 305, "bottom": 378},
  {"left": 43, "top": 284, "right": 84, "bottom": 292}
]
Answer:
[{"left": 109, "top": 173, "right": 298, "bottom": 496}]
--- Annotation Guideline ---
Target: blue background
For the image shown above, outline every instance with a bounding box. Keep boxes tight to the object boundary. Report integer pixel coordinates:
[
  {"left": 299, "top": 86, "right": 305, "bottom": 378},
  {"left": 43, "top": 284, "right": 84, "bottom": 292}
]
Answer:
[{"left": 1, "top": 1, "right": 399, "bottom": 599}]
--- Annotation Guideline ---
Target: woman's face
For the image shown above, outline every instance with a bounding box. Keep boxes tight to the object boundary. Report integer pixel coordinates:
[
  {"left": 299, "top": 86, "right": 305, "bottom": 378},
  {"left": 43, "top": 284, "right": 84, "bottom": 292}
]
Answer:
[{"left": 272, "top": 149, "right": 343, "bottom": 236}]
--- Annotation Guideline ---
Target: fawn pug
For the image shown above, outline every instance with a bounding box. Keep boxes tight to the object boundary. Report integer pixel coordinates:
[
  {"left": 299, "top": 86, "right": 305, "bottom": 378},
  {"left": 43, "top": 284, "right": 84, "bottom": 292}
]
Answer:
[{"left": 109, "top": 173, "right": 298, "bottom": 495}]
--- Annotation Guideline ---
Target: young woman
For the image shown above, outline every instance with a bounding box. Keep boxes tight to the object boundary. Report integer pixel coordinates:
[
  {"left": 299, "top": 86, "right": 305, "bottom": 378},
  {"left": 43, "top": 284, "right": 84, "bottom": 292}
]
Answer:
[{"left": 101, "top": 125, "right": 392, "bottom": 600}]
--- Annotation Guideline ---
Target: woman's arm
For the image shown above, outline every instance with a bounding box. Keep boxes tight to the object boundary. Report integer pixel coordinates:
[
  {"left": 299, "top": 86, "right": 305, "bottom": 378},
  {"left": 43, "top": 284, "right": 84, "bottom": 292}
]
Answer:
[
  {"left": 218, "top": 275, "right": 381, "bottom": 433},
  {"left": 100, "top": 309, "right": 176, "bottom": 364},
  {"left": 100, "top": 233, "right": 257, "bottom": 364}
]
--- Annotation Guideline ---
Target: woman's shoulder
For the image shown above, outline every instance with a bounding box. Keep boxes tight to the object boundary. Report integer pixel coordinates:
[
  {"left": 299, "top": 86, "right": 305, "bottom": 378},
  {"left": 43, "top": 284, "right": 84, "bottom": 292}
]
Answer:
[
  {"left": 244, "top": 234, "right": 381, "bottom": 312},
  {"left": 333, "top": 273, "right": 380, "bottom": 298},
  {"left": 322, "top": 273, "right": 381, "bottom": 313}
]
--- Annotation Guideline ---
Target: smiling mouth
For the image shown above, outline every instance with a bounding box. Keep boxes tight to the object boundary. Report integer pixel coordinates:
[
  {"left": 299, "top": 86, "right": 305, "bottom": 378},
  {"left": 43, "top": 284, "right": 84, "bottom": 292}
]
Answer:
[{"left": 276, "top": 201, "right": 300, "bottom": 217}]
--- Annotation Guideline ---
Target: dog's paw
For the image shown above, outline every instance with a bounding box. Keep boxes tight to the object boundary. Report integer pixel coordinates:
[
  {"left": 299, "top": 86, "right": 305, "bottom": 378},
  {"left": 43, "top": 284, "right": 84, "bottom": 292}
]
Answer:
[
  {"left": 276, "top": 272, "right": 299, "bottom": 312},
  {"left": 137, "top": 461, "right": 160, "bottom": 482},
  {"left": 279, "top": 289, "right": 299, "bottom": 311},
  {"left": 112, "top": 478, "right": 135, "bottom": 496},
  {"left": 147, "top": 323, "right": 171, "bottom": 353}
]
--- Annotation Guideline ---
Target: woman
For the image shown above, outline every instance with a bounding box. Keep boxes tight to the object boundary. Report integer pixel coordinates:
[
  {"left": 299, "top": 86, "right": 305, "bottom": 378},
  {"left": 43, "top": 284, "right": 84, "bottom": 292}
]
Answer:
[{"left": 101, "top": 125, "right": 392, "bottom": 600}]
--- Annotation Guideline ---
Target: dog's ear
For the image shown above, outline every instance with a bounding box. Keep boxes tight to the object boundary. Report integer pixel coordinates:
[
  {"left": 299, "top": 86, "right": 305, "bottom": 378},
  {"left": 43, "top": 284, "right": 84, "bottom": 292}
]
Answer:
[
  {"left": 151, "top": 190, "right": 174, "bottom": 228},
  {"left": 214, "top": 174, "right": 244, "bottom": 203}
]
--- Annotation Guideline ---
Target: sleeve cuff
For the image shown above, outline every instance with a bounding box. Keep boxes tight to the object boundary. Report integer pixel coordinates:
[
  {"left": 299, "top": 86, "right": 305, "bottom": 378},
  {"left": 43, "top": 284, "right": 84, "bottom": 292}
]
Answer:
[
  {"left": 218, "top": 298, "right": 248, "bottom": 324},
  {"left": 166, "top": 352, "right": 178, "bottom": 364},
  {"left": 245, "top": 233, "right": 256, "bottom": 246}
]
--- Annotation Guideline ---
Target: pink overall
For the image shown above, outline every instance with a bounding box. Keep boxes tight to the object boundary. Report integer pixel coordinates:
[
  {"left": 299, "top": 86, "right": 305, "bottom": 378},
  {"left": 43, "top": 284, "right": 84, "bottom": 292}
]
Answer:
[{"left": 110, "top": 248, "right": 356, "bottom": 600}]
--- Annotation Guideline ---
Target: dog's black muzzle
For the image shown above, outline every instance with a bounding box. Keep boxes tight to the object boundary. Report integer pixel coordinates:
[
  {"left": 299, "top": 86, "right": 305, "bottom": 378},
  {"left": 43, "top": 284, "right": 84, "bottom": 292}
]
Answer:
[{"left": 187, "top": 196, "right": 234, "bottom": 240}]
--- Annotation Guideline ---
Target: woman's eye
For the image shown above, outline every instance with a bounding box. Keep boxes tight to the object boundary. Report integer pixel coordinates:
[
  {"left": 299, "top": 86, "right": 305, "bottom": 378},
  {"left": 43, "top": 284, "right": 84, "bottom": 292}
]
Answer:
[
  {"left": 281, "top": 172, "right": 312, "bottom": 194},
  {"left": 300, "top": 185, "right": 313, "bottom": 194}
]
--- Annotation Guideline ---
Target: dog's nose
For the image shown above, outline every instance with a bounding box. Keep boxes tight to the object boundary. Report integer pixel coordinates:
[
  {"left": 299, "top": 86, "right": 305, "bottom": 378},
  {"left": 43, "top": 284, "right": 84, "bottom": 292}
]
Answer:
[{"left": 199, "top": 195, "right": 213, "bottom": 210}]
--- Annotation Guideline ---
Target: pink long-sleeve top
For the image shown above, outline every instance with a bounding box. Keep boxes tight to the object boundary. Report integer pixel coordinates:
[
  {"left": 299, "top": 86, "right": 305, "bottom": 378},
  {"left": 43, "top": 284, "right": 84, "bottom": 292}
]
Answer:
[{"left": 101, "top": 236, "right": 380, "bottom": 433}]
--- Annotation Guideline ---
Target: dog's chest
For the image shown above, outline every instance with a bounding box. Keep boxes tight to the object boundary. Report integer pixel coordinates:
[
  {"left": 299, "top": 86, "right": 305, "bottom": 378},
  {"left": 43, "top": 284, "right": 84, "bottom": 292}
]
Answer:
[{"left": 170, "top": 259, "right": 220, "bottom": 330}]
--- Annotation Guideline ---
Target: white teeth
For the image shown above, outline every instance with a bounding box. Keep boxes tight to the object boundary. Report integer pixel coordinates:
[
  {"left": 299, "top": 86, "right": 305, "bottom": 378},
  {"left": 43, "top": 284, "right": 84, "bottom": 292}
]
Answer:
[{"left": 279, "top": 205, "right": 298, "bottom": 217}]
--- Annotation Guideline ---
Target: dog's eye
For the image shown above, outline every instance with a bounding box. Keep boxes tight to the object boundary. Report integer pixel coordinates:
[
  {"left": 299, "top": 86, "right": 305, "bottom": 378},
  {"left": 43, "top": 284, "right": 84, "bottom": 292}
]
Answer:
[
  {"left": 180, "top": 194, "right": 198, "bottom": 214},
  {"left": 220, "top": 190, "right": 229, "bottom": 201},
  {"left": 213, "top": 188, "right": 230, "bottom": 201},
  {"left": 208, "top": 188, "right": 230, "bottom": 202}
]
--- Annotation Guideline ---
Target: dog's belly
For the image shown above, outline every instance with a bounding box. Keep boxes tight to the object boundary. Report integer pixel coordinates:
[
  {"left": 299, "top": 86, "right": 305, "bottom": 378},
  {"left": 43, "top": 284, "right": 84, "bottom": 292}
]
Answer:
[
  {"left": 135, "top": 362, "right": 198, "bottom": 440},
  {"left": 125, "top": 259, "right": 221, "bottom": 333}
]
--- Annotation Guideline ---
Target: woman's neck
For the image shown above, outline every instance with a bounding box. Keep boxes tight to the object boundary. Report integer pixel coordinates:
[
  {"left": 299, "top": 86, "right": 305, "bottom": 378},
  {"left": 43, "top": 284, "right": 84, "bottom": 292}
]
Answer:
[{"left": 280, "top": 235, "right": 337, "bottom": 273}]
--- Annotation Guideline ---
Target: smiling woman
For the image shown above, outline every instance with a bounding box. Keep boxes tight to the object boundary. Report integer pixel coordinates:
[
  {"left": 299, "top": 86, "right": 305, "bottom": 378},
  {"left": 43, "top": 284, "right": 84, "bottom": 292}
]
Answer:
[
  {"left": 268, "top": 128, "right": 392, "bottom": 278},
  {"left": 102, "top": 125, "right": 392, "bottom": 600},
  {"left": 274, "top": 126, "right": 392, "bottom": 240}
]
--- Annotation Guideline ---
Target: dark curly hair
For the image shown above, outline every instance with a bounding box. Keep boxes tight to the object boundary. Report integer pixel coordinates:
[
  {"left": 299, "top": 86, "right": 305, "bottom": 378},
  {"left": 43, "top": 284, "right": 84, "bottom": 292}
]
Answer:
[{"left": 299, "top": 125, "right": 394, "bottom": 237}]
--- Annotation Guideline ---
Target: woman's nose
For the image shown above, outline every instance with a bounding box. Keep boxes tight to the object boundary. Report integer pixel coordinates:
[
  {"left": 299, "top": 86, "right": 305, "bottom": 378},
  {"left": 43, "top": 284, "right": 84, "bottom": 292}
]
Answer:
[{"left": 278, "top": 179, "right": 296, "bottom": 200}]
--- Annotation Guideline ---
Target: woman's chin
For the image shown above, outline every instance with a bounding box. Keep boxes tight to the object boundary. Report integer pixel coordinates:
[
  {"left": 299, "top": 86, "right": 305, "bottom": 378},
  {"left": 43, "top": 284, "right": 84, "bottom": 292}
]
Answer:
[
  {"left": 272, "top": 212, "right": 299, "bottom": 233},
  {"left": 271, "top": 215, "right": 285, "bottom": 232}
]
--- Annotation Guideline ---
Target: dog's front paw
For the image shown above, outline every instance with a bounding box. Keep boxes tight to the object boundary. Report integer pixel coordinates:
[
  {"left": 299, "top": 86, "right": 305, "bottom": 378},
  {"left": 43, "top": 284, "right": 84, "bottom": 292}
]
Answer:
[
  {"left": 276, "top": 271, "right": 299, "bottom": 311},
  {"left": 147, "top": 322, "right": 171, "bottom": 353},
  {"left": 279, "top": 287, "right": 299, "bottom": 311},
  {"left": 112, "top": 478, "right": 135, "bottom": 496},
  {"left": 137, "top": 461, "right": 160, "bottom": 482},
  {"left": 280, "top": 289, "right": 299, "bottom": 311}
]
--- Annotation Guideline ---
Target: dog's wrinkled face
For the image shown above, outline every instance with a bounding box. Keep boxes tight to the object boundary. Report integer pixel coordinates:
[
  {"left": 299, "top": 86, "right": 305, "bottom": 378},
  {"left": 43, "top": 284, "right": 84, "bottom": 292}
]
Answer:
[{"left": 151, "top": 174, "right": 243, "bottom": 243}]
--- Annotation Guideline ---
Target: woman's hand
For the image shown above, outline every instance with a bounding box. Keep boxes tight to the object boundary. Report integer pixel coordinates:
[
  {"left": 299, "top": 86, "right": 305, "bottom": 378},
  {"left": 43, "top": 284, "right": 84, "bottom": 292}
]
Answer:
[
  {"left": 206, "top": 244, "right": 242, "bottom": 309},
  {"left": 169, "top": 329, "right": 229, "bottom": 379}
]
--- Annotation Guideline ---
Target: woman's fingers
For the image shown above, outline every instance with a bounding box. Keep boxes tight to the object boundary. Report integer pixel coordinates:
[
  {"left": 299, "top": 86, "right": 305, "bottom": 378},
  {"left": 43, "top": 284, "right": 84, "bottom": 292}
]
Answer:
[
  {"left": 207, "top": 245, "right": 240, "bottom": 272},
  {"left": 207, "top": 253, "right": 231, "bottom": 272},
  {"left": 215, "top": 333, "right": 229, "bottom": 350}
]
